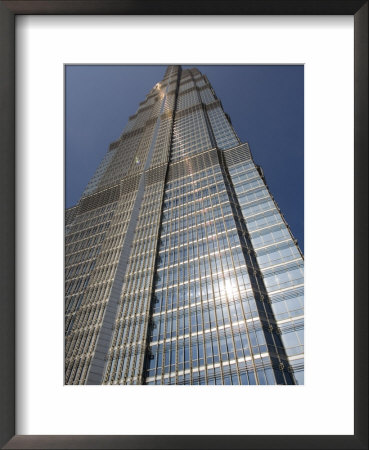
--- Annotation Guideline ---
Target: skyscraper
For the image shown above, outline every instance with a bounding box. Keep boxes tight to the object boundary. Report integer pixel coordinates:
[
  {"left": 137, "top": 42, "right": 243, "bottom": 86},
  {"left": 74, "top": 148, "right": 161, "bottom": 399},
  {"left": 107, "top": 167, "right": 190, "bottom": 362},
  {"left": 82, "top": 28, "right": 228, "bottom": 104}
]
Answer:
[{"left": 65, "top": 65, "right": 304, "bottom": 386}]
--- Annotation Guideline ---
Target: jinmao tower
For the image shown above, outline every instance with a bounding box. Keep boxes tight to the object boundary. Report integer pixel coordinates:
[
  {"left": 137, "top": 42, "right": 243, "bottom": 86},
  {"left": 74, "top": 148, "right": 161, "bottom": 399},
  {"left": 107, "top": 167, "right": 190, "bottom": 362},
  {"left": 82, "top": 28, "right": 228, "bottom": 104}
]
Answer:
[{"left": 65, "top": 66, "right": 304, "bottom": 385}]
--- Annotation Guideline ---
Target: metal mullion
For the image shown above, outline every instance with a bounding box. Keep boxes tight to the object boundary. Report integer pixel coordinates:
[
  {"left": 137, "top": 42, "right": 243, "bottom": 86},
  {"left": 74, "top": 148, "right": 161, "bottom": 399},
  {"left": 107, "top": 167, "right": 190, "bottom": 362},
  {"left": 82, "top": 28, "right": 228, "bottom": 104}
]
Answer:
[
  {"left": 213, "top": 169, "right": 260, "bottom": 384},
  {"left": 222, "top": 207, "right": 247, "bottom": 385},
  {"left": 195, "top": 184, "right": 223, "bottom": 384},
  {"left": 200, "top": 177, "right": 218, "bottom": 384},
  {"left": 159, "top": 215, "right": 174, "bottom": 384},
  {"left": 173, "top": 206, "right": 182, "bottom": 385}
]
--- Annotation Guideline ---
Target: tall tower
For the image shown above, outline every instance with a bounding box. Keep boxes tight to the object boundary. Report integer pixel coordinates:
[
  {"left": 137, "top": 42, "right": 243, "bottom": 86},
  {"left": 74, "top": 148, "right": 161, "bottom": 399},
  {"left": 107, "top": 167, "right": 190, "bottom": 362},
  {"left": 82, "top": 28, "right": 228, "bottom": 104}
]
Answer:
[{"left": 65, "top": 66, "right": 304, "bottom": 385}]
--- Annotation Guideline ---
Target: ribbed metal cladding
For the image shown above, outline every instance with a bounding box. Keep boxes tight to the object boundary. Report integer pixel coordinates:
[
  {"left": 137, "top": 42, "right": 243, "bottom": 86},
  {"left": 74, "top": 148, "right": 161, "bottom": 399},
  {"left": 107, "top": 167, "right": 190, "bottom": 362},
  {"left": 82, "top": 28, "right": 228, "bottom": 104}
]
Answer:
[
  {"left": 120, "top": 174, "right": 141, "bottom": 195},
  {"left": 145, "top": 164, "right": 167, "bottom": 185},
  {"left": 222, "top": 143, "right": 252, "bottom": 167},
  {"left": 65, "top": 205, "right": 78, "bottom": 226},
  {"left": 166, "top": 148, "right": 219, "bottom": 181},
  {"left": 79, "top": 185, "right": 121, "bottom": 213},
  {"left": 118, "top": 126, "right": 145, "bottom": 143}
]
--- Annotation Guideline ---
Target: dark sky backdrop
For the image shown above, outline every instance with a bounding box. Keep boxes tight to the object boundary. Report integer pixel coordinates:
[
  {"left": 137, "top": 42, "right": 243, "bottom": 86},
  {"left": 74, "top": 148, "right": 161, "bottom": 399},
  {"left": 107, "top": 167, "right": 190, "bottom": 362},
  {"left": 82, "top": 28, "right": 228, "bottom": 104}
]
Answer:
[{"left": 66, "top": 65, "right": 304, "bottom": 253}]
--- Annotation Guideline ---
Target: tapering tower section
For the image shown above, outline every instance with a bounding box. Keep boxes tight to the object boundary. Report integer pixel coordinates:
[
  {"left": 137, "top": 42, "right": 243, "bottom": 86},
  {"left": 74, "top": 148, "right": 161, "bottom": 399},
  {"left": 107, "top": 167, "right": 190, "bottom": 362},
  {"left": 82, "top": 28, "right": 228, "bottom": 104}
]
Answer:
[
  {"left": 65, "top": 66, "right": 181, "bottom": 384},
  {"left": 65, "top": 66, "right": 304, "bottom": 385}
]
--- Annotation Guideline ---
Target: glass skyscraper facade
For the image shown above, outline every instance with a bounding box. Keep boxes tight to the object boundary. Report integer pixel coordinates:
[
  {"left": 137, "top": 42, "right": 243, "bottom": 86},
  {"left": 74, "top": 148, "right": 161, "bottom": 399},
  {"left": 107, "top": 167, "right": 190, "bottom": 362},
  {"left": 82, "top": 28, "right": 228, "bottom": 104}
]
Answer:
[{"left": 65, "top": 66, "right": 304, "bottom": 385}]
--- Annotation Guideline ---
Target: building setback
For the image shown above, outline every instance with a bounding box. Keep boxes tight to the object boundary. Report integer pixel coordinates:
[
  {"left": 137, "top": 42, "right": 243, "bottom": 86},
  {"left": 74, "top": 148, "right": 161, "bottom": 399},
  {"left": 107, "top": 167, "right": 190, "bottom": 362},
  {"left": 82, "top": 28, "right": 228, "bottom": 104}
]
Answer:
[{"left": 65, "top": 66, "right": 304, "bottom": 385}]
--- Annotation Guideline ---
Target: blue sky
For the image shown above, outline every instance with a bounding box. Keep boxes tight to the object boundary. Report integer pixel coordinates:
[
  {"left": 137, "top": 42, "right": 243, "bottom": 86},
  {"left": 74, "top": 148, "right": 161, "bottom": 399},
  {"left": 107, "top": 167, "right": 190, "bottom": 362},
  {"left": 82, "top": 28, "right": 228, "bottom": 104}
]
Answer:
[{"left": 66, "top": 65, "right": 304, "bottom": 252}]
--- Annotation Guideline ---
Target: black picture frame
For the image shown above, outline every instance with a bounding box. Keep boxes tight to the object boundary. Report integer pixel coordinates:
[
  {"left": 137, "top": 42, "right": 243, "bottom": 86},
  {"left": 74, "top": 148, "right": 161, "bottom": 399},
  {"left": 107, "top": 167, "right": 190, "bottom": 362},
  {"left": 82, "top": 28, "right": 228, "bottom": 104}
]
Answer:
[{"left": 0, "top": 1, "right": 367, "bottom": 449}]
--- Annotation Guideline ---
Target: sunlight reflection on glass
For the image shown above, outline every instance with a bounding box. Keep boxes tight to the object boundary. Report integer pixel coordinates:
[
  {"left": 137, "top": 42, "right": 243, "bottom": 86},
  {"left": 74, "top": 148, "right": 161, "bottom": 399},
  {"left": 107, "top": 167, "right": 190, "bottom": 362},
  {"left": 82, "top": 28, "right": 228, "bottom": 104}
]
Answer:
[{"left": 219, "top": 277, "right": 237, "bottom": 300}]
